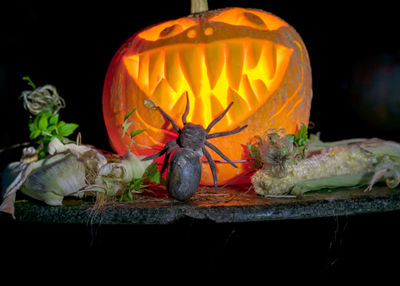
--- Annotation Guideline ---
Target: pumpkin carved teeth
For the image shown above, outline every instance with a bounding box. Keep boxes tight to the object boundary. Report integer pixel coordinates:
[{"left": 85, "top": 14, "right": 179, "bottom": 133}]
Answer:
[
  {"left": 178, "top": 45, "right": 203, "bottom": 99},
  {"left": 204, "top": 44, "right": 224, "bottom": 89},
  {"left": 123, "top": 39, "right": 293, "bottom": 130},
  {"left": 226, "top": 42, "right": 244, "bottom": 91},
  {"left": 164, "top": 50, "right": 184, "bottom": 92}
]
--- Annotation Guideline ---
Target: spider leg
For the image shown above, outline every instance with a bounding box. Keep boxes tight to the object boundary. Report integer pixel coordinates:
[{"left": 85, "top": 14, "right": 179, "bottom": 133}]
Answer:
[
  {"left": 182, "top": 91, "right": 189, "bottom": 125},
  {"left": 157, "top": 106, "right": 180, "bottom": 132},
  {"left": 205, "top": 141, "right": 238, "bottom": 168},
  {"left": 202, "top": 147, "right": 218, "bottom": 190},
  {"left": 142, "top": 140, "right": 176, "bottom": 161},
  {"left": 160, "top": 142, "right": 179, "bottom": 174},
  {"left": 205, "top": 102, "right": 233, "bottom": 133},
  {"left": 207, "top": 125, "right": 248, "bottom": 139}
]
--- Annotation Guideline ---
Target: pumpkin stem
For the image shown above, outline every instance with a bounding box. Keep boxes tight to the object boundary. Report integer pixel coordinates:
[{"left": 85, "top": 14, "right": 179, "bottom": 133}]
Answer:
[{"left": 191, "top": 0, "right": 208, "bottom": 13}]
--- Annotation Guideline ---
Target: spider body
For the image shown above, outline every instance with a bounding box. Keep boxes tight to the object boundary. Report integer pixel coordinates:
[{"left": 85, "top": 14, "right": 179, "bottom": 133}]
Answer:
[
  {"left": 167, "top": 148, "right": 202, "bottom": 201},
  {"left": 180, "top": 123, "right": 206, "bottom": 151},
  {"left": 143, "top": 92, "right": 247, "bottom": 201}
]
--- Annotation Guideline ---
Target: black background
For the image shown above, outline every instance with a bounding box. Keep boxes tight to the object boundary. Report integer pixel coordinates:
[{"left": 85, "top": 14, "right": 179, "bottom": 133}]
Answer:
[
  {"left": 1, "top": 0, "right": 400, "bottom": 155},
  {"left": 1, "top": 0, "right": 400, "bottom": 282}
]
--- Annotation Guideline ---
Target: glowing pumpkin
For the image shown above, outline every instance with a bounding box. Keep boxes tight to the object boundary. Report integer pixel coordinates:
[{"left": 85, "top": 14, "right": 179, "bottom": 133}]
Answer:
[{"left": 103, "top": 3, "right": 312, "bottom": 186}]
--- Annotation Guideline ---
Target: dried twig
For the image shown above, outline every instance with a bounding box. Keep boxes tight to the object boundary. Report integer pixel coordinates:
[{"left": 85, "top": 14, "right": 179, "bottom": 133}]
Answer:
[{"left": 0, "top": 142, "right": 31, "bottom": 154}]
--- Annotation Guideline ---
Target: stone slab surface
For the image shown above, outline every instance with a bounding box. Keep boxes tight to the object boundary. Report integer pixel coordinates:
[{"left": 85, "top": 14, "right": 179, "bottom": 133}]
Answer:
[{"left": 3, "top": 185, "right": 400, "bottom": 224}]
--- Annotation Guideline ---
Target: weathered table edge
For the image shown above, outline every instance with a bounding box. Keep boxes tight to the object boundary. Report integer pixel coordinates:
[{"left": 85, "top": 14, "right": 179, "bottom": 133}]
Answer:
[{"left": 5, "top": 188, "right": 400, "bottom": 225}]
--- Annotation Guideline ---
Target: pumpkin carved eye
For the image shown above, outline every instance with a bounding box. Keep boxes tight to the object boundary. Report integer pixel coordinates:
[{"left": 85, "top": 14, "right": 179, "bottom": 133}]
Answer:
[
  {"left": 209, "top": 8, "right": 287, "bottom": 31},
  {"left": 138, "top": 18, "right": 197, "bottom": 41},
  {"left": 159, "top": 24, "right": 183, "bottom": 38}
]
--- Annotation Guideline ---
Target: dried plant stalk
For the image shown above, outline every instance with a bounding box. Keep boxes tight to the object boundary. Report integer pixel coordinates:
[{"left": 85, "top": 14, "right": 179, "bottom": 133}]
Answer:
[{"left": 20, "top": 84, "right": 65, "bottom": 115}]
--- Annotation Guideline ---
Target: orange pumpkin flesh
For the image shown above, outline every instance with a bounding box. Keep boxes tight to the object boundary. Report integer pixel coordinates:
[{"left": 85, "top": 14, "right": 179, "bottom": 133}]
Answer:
[{"left": 103, "top": 7, "right": 312, "bottom": 186}]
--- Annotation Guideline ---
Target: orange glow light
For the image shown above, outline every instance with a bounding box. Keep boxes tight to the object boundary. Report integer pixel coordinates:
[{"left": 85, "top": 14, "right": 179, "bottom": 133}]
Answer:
[{"left": 124, "top": 39, "right": 293, "bottom": 130}]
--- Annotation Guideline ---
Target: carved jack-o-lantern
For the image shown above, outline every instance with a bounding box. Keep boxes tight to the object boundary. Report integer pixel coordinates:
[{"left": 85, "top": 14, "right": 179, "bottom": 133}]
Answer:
[{"left": 103, "top": 4, "right": 312, "bottom": 186}]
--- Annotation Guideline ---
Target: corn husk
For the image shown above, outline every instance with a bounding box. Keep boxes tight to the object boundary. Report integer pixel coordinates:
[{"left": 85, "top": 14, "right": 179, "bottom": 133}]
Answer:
[
  {"left": 0, "top": 160, "right": 35, "bottom": 218},
  {"left": 20, "top": 151, "right": 87, "bottom": 205},
  {"left": 251, "top": 138, "right": 400, "bottom": 196},
  {"left": 1, "top": 138, "right": 154, "bottom": 218},
  {"left": 90, "top": 152, "right": 153, "bottom": 197}
]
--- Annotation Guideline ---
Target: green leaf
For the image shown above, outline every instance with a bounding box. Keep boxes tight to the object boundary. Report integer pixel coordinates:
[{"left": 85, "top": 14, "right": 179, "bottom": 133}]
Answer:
[
  {"left": 130, "top": 129, "right": 146, "bottom": 138},
  {"left": 38, "top": 115, "right": 49, "bottom": 131},
  {"left": 122, "top": 121, "right": 133, "bottom": 137},
  {"left": 35, "top": 111, "right": 51, "bottom": 130},
  {"left": 143, "top": 163, "right": 161, "bottom": 184},
  {"left": 127, "top": 177, "right": 144, "bottom": 191},
  {"left": 246, "top": 143, "right": 263, "bottom": 169},
  {"left": 37, "top": 148, "right": 47, "bottom": 160},
  {"left": 247, "top": 143, "right": 260, "bottom": 159},
  {"left": 268, "top": 133, "right": 280, "bottom": 145},
  {"left": 269, "top": 133, "right": 280, "bottom": 138},
  {"left": 22, "top": 76, "right": 36, "bottom": 89},
  {"left": 286, "top": 134, "right": 295, "bottom": 143},
  {"left": 33, "top": 117, "right": 40, "bottom": 130},
  {"left": 46, "top": 124, "right": 57, "bottom": 133},
  {"left": 124, "top": 107, "right": 136, "bottom": 122},
  {"left": 28, "top": 122, "right": 36, "bottom": 132},
  {"left": 149, "top": 171, "right": 160, "bottom": 184},
  {"left": 40, "top": 110, "right": 52, "bottom": 117},
  {"left": 49, "top": 114, "right": 59, "bottom": 125},
  {"left": 119, "top": 189, "right": 133, "bottom": 202},
  {"left": 58, "top": 123, "right": 78, "bottom": 137},
  {"left": 30, "top": 129, "right": 42, "bottom": 140},
  {"left": 294, "top": 123, "right": 308, "bottom": 146}
]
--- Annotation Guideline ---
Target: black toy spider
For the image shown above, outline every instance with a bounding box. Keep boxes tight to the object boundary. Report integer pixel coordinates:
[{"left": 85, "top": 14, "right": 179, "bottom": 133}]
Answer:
[{"left": 143, "top": 92, "right": 247, "bottom": 201}]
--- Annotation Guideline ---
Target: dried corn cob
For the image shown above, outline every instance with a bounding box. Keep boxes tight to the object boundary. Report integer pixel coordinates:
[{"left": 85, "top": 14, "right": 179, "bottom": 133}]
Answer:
[{"left": 251, "top": 137, "right": 400, "bottom": 196}]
